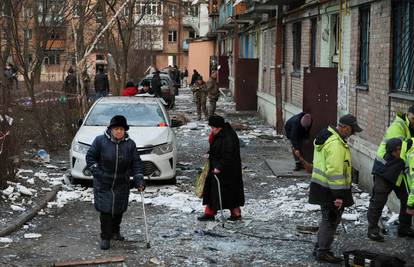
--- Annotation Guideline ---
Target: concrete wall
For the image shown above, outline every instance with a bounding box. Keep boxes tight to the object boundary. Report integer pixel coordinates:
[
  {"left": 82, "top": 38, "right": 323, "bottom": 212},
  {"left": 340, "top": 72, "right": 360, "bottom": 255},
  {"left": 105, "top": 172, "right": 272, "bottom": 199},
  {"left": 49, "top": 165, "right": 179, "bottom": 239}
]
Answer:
[{"left": 187, "top": 40, "right": 214, "bottom": 82}]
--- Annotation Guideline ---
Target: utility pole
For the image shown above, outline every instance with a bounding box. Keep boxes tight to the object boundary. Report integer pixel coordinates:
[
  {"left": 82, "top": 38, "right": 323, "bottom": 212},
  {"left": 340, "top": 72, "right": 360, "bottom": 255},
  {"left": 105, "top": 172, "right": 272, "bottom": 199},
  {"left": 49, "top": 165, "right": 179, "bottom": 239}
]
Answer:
[{"left": 177, "top": 0, "right": 182, "bottom": 66}]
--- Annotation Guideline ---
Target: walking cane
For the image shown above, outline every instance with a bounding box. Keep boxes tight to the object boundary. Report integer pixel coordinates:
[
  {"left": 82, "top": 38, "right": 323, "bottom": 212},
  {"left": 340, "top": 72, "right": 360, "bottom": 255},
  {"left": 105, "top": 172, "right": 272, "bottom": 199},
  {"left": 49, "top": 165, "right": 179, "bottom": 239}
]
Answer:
[
  {"left": 140, "top": 190, "right": 151, "bottom": 248},
  {"left": 213, "top": 174, "right": 225, "bottom": 227}
]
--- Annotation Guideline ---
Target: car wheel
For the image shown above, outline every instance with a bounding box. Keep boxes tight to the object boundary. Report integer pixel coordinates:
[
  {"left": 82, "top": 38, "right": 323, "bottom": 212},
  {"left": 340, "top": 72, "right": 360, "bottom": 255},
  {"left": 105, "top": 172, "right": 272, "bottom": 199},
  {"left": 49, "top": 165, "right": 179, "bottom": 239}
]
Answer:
[{"left": 165, "top": 176, "right": 176, "bottom": 185}]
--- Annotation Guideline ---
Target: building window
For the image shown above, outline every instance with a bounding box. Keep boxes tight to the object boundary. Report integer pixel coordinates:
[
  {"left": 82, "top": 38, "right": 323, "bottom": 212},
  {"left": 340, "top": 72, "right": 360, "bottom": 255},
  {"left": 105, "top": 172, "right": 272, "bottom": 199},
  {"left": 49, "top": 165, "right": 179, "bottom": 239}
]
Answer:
[
  {"left": 168, "top": 30, "right": 177, "bottom": 42},
  {"left": 49, "top": 30, "right": 60, "bottom": 39},
  {"left": 24, "top": 28, "right": 32, "bottom": 40},
  {"left": 331, "top": 14, "right": 340, "bottom": 63},
  {"left": 292, "top": 22, "right": 302, "bottom": 72},
  {"left": 358, "top": 7, "right": 370, "bottom": 86},
  {"left": 310, "top": 18, "right": 317, "bottom": 67},
  {"left": 44, "top": 53, "right": 60, "bottom": 65},
  {"left": 185, "top": 2, "right": 199, "bottom": 16},
  {"left": 189, "top": 30, "right": 198, "bottom": 39},
  {"left": 24, "top": 7, "right": 33, "bottom": 18},
  {"left": 392, "top": 0, "right": 414, "bottom": 93},
  {"left": 169, "top": 4, "right": 177, "bottom": 17}
]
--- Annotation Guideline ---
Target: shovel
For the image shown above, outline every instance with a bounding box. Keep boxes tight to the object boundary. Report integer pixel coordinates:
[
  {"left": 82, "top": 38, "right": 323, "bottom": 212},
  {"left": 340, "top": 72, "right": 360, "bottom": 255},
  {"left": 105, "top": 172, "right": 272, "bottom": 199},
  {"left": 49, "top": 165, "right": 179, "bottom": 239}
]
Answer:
[
  {"left": 140, "top": 190, "right": 151, "bottom": 248},
  {"left": 213, "top": 174, "right": 225, "bottom": 227}
]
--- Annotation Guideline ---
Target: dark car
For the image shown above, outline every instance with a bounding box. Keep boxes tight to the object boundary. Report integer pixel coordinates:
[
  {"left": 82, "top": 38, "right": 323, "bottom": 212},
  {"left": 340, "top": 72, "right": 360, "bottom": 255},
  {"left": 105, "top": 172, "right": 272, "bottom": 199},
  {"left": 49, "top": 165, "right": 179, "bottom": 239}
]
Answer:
[{"left": 139, "top": 73, "right": 176, "bottom": 108}]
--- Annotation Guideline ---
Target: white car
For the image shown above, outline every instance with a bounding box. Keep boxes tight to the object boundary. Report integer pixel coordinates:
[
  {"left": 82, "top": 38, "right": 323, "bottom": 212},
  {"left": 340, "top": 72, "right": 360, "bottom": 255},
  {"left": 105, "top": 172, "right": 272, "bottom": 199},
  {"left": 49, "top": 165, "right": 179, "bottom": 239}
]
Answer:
[{"left": 69, "top": 96, "right": 178, "bottom": 184}]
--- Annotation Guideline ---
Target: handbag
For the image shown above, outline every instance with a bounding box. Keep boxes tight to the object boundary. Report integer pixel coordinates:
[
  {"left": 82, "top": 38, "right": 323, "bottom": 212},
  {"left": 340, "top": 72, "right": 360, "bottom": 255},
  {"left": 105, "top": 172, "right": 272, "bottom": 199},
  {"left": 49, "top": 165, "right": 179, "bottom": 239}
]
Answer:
[{"left": 195, "top": 161, "right": 209, "bottom": 198}]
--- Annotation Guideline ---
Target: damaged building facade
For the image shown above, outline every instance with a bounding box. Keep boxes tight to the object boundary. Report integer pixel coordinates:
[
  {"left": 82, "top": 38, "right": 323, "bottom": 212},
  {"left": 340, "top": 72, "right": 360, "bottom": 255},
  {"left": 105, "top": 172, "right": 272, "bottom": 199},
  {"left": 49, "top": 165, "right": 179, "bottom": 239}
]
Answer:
[{"left": 207, "top": 0, "right": 414, "bottom": 203}]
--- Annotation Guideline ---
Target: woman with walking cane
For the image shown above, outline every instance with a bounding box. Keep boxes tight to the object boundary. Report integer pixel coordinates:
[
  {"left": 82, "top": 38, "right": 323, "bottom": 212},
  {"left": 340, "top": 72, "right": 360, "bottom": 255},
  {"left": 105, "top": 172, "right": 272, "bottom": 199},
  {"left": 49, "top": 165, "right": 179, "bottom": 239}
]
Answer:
[
  {"left": 86, "top": 115, "right": 145, "bottom": 250},
  {"left": 197, "top": 115, "right": 245, "bottom": 221}
]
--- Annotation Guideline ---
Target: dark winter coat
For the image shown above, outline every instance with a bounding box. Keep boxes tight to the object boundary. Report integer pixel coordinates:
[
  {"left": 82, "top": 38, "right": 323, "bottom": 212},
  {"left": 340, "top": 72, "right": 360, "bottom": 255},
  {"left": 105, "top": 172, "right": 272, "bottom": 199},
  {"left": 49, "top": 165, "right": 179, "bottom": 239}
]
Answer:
[
  {"left": 151, "top": 74, "right": 162, "bottom": 97},
  {"left": 284, "top": 112, "right": 311, "bottom": 150},
  {"left": 63, "top": 73, "right": 77, "bottom": 95},
  {"left": 203, "top": 123, "right": 245, "bottom": 210},
  {"left": 372, "top": 139, "right": 406, "bottom": 185},
  {"left": 94, "top": 72, "right": 109, "bottom": 92},
  {"left": 86, "top": 129, "right": 143, "bottom": 214}
]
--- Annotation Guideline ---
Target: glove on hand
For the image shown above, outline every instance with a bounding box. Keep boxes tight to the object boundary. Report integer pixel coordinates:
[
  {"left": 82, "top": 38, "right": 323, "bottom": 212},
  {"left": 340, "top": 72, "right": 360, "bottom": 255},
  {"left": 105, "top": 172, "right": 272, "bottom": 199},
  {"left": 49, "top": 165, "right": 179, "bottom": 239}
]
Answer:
[{"left": 133, "top": 174, "right": 145, "bottom": 190}]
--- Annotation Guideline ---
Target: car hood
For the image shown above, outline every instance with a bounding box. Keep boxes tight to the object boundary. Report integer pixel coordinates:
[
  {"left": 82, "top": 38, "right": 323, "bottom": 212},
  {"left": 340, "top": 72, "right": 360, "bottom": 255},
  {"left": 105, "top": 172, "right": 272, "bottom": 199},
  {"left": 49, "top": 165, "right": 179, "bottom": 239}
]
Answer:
[{"left": 74, "top": 126, "right": 172, "bottom": 147}]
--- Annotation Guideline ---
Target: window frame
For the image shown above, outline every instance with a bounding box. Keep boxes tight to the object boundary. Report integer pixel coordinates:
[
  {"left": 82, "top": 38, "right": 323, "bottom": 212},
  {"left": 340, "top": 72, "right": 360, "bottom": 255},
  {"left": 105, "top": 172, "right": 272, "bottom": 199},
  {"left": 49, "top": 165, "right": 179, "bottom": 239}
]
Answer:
[
  {"left": 292, "top": 21, "right": 302, "bottom": 73},
  {"left": 358, "top": 6, "right": 370, "bottom": 87},
  {"left": 168, "top": 30, "right": 177, "bottom": 43}
]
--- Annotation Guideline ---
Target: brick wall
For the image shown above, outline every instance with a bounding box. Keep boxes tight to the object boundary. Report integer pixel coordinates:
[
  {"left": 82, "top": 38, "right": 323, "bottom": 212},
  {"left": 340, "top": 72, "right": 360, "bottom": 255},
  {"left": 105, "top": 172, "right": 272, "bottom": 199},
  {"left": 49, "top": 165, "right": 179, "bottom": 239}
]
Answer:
[
  {"left": 349, "top": 1, "right": 392, "bottom": 146},
  {"left": 284, "top": 18, "right": 312, "bottom": 109}
]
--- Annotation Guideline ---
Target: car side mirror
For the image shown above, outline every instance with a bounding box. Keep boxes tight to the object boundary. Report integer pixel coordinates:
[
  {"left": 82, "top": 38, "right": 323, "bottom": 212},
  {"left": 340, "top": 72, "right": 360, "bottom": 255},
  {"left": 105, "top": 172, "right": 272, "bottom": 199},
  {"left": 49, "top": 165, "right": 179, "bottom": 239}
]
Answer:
[
  {"left": 171, "top": 118, "right": 181, "bottom": 128},
  {"left": 77, "top": 118, "right": 83, "bottom": 128}
]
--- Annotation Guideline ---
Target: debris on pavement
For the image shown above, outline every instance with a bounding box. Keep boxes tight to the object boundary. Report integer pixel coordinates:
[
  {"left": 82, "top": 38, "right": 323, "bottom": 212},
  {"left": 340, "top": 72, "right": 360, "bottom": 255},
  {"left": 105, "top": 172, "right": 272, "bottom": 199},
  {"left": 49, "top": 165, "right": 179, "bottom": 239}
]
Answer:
[
  {"left": 23, "top": 233, "right": 42, "bottom": 239},
  {"left": 54, "top": 256, "right": 125, "bottom": 267}
]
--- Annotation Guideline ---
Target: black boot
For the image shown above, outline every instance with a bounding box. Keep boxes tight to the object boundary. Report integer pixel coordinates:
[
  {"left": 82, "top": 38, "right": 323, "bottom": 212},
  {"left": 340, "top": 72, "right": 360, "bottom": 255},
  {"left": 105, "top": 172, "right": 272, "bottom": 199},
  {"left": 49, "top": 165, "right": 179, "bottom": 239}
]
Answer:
[
  {"left": 100, "top": 239, "right": 110, "bottom": 250},
  {"left": 398, "top": 227, "right": 414, "bottom": 238},
  {"left": 112, "top": 232, "right": 125, "bottom": 241},
  {"left": 367, "top": 230, "right": 384, "bottom": 242},
  {"left": 316, "top": 252, "right": 343, "bottom": 264}
]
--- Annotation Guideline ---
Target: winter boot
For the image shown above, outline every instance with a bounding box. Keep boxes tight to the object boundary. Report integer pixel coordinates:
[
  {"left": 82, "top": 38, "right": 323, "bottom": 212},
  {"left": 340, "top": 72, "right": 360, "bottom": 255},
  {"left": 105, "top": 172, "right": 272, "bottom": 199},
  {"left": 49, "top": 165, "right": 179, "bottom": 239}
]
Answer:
[
  {"left": 112, "top": 232, "right": 125, "bottom": 241},
  {"left": 100, "top": 239, "right": 110, "bottom": 250},
  {"left": 398, "top": 227, "right": 414, "bottom": 238},
  {"left": 367, "top": 230, "right": 384, "bottom": 242},
  {"left": 316, "top": 252, "right": 343, "bottom": 264}
]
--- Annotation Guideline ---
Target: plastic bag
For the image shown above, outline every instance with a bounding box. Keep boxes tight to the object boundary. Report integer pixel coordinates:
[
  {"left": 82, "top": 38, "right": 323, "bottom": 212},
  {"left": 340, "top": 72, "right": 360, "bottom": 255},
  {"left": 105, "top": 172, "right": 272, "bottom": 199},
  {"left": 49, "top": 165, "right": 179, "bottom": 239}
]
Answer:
[{"left": 195, "top": 161, "right": 209, "bottom": 198}]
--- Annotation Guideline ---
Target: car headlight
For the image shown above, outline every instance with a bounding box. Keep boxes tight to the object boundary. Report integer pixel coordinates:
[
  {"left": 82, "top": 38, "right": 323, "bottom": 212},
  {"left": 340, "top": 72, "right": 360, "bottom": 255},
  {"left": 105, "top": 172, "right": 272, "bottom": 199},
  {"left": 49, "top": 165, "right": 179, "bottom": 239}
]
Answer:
[
  {"left": 152, "top": 143, "right": 174, "bottom": 155},
  {"left": 72, "top": 142, "right": 90, "bottom": 154}
]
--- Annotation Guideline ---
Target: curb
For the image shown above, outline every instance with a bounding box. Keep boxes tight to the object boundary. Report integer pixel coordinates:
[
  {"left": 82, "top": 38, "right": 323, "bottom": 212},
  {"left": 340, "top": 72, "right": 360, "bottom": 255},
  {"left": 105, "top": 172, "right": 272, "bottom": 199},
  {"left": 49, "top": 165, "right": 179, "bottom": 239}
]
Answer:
[{"left": 0, "top": 184, "right": 61, "bottom": 237}]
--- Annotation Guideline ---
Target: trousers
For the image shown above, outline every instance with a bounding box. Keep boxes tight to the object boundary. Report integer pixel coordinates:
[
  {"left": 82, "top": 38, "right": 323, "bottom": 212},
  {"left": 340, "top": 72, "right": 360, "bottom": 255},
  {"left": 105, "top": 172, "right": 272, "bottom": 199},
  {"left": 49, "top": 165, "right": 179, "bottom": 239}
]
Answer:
[{"left": 100, "top": 212, "right": 123, "bottom": 240}]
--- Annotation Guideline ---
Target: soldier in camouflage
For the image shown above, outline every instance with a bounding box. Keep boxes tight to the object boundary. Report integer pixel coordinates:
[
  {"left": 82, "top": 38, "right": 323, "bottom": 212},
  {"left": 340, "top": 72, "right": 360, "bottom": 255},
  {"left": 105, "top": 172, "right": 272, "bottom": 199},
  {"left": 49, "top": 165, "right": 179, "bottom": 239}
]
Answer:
[
  {"left": 191, "top": 76, "right": 208, "bottom": 120},
  {"left": 207, "top": 71, "right": 219, "bottom": 116}
]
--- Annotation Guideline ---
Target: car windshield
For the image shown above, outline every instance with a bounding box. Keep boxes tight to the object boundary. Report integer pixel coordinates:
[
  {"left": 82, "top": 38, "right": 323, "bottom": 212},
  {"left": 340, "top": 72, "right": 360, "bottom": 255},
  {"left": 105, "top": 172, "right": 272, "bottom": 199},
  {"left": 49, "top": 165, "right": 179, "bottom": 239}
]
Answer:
[{"left": 84, "top": 102, "right": 167, "bottom": 127}]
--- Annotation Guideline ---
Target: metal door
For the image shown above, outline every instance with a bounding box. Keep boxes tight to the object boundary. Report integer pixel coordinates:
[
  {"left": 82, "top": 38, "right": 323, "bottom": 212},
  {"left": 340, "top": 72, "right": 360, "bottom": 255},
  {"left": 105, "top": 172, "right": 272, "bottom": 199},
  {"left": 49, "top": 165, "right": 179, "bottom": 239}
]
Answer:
[
  {"left": 301, "top": 67, "right": 338, "bottom": 162},
  {"left": 235, "top": 59, "right": 259, "bottom": 111},
  {"left": 218, "top": 56, "right": 229, "bottom": 88}
]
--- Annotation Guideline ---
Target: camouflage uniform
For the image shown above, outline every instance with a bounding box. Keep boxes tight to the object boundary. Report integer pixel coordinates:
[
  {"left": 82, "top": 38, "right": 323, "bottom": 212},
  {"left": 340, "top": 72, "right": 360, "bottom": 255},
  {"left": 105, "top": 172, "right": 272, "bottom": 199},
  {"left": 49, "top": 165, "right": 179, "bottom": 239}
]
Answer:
[
  {"left": 191, "top": 82, "right": 208, "bottom": 120},
  {"left": 206, "top": 77, "right": 219, "bottom": 116}
]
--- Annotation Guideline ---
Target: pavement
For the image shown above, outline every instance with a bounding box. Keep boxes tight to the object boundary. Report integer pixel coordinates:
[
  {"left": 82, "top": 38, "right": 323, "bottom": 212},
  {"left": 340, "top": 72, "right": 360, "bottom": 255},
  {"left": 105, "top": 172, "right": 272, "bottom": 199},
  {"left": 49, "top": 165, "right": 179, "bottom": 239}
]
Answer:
[{"left": 0, "top": 86, "right": 413, "bottom": 266}]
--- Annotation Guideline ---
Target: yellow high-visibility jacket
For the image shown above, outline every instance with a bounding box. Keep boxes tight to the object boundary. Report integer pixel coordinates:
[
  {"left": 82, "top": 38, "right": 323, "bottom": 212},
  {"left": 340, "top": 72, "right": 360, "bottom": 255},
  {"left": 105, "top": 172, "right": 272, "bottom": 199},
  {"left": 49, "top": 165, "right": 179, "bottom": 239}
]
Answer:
[{"left": 309, "top": 126, "right": 354, "bottom": 207}]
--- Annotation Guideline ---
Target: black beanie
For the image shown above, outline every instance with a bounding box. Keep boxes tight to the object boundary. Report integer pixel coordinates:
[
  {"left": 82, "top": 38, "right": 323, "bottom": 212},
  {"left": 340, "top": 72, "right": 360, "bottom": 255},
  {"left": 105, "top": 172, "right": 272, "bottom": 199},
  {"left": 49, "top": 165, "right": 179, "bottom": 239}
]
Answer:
[
  {"left": 108, "top": 115, "right": 129, "bottom": 131},
  {"left": 208, "top": 115, "right": 225, "bottom": 128},
  {"left": 386, "top": 138, "right": 402, "bottom": 155}
]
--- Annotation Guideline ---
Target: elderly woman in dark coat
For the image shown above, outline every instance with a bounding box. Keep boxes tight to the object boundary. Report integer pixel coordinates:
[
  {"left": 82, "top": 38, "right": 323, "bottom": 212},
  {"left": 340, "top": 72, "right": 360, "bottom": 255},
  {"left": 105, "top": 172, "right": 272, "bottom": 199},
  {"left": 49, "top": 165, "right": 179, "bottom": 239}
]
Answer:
[
  {"left": 86, "top": 115, "right": 145, "bottom": 250},
  {"left": 198, "top": 115, "right": 245, "bottom": 221}
]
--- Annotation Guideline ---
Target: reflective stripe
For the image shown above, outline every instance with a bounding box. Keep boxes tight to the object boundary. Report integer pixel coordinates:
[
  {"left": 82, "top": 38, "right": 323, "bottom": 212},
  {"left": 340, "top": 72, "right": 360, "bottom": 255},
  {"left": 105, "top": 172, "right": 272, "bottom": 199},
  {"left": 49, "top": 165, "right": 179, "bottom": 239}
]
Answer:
[
  {"left": 313, "top": 168, "right": 346, "bottom": 181},
  {"left": 311, "top": 177, "right": 350, "bottom": 190}
]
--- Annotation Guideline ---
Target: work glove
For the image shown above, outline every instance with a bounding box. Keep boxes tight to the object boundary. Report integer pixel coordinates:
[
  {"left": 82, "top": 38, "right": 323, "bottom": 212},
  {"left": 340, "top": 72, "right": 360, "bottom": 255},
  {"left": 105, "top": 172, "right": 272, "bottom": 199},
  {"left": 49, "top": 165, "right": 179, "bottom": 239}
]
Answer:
[{"left": 133, "top": 174, "right": 145, "bottom": 191}]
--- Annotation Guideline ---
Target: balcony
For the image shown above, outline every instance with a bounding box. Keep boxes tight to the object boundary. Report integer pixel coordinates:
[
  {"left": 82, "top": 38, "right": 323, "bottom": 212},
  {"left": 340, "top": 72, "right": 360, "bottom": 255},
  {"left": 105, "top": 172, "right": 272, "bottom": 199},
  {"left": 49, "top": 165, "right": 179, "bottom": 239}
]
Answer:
[{"left": 218, "top": 1, "right": 234, "bottom": 28}]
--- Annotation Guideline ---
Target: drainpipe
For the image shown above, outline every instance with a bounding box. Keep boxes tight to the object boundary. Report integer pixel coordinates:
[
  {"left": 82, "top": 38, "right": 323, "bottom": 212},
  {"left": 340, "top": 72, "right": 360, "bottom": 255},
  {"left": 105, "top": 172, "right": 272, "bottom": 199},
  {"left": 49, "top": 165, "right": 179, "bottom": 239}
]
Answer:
[
  {"left": 233, "top": 23, "right": 239, "bottom": 100},
  {"left": 275, "top": 5, "right": 284, "bottom": 134}
]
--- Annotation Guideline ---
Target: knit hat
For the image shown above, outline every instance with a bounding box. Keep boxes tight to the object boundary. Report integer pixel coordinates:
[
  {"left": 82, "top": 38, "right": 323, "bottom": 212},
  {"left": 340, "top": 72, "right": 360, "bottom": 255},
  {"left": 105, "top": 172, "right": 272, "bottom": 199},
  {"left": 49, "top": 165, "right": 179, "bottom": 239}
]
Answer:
[
  {"left": 142, "top": 80, "right": 150, "bottom": 87},
  {"left": 208, "top": 115, "right": 225, "bottom": 128},
  {"left": 300, "top": 113, "right": 312, "bottom": 128},
  {"left": 108, "top": 115, "right": 129, "bottom": 131},
  {"left": 386, "top": 138, "right": 402, "bottom": 155}
]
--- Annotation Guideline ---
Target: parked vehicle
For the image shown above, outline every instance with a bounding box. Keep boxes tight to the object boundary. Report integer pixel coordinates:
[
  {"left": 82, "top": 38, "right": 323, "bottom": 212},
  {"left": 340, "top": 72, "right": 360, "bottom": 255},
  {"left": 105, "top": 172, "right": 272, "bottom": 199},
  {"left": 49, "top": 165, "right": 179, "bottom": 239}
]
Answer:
[
  {"left": 69, "top": 96, "right": 178, "bottom": 184},
  {"left": 138, "top": 73, "right": 176, "bottom": 108}
]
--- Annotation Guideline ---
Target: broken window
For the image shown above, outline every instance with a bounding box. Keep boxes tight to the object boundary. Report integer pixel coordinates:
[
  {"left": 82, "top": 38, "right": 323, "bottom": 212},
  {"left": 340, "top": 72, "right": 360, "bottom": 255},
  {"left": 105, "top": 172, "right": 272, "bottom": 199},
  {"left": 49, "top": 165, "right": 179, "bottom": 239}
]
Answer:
[
  {"left": 358, "top": 6, "right": 370, "bottom": 86},
  {"left": 292, "top": 21, "right": 302, "bottom": 72},
  {"left": 392, "top": 0, "right": 414, "bottom": 94}
]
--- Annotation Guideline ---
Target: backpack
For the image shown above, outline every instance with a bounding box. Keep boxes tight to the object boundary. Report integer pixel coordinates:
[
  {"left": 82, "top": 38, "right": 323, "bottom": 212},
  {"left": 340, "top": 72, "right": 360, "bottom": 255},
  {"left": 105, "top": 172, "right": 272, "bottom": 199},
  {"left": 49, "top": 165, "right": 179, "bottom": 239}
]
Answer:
[{"left": 344, "top": 250, "right": 405, "bottom": 267}]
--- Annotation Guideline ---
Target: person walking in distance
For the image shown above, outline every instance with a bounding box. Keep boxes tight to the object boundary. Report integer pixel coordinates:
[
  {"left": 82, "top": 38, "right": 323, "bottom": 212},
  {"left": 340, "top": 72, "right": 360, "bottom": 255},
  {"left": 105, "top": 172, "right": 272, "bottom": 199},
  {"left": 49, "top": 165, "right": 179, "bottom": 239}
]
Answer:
[
  {"left": 191, "top": 76, "right": 208, "bottom": 121},
  {"left": 94, "top": 66, "right": 109, "bottom": 98},
  {"left": 207, "top": 71, "right": 219, "bottom": 116},
  {"left": 86, "top": 115, "right": 145, "bottom": 250},
  {"left": 309, "top": 114, "right": 362, "bottom": 263}
]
